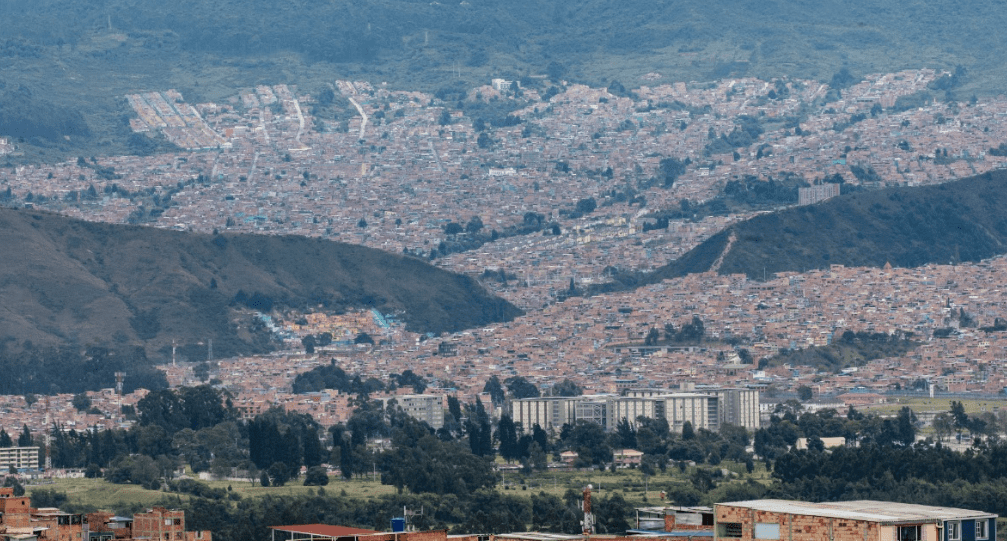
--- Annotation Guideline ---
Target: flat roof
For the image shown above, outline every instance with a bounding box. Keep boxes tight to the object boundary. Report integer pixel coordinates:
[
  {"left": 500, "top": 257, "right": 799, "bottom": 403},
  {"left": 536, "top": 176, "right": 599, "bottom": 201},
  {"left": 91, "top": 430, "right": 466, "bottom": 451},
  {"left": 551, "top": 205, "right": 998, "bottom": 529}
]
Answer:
[
  {"left": 636, "top": 506, "right": 713, "bottom": 513},
  {"left": 269, "top": 524, "right": 382, "bottom": 538},
  {"left": 495, "top": 533, "right": 585, "bottom": 541},
  {"left": 716, "top": 500, "right": 996, "bottom": 524},
  {"left": 626, "top": 530, "right": 714, "bottom": 537}
]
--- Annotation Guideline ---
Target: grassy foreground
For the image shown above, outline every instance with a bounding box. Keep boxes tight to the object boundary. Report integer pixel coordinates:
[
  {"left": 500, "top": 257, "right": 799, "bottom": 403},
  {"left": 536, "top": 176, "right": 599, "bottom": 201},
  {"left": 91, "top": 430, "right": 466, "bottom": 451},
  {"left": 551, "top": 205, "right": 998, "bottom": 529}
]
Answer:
[{"left": 26, "top": 460, "right": 771, "bottom": 515}]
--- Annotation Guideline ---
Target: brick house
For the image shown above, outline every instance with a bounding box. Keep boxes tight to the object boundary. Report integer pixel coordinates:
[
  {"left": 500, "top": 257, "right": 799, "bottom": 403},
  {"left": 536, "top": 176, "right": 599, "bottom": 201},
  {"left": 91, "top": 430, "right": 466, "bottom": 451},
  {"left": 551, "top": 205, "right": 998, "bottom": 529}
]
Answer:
[{"left": 714, "top": 500, "right": 995, "bottom": 541}]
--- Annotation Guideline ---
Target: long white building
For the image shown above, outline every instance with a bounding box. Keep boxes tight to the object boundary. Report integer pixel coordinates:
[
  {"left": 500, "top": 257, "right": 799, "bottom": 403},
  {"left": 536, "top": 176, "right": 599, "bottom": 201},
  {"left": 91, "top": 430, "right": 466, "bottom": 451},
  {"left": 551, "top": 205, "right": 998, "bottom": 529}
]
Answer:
[
  {"left": 511, "top": 387, "right": 759, "bottom": 435},
  {"left": 0, "top": 447, "right": 39, "bottom": 471}
]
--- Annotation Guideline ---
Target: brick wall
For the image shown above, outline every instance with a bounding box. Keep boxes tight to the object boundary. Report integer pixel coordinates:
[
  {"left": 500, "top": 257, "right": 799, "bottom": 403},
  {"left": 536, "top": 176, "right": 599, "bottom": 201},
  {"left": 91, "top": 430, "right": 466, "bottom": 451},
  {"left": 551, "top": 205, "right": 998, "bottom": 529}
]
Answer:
[
  {"left": 715, "top": 504, "right": 884, "bottom": 541},
  {"left": 0, "top": 493, "right": 31, "bottom": 530},
  {"left": 361, "top": 529, "right": 448, "bottom": 541}
]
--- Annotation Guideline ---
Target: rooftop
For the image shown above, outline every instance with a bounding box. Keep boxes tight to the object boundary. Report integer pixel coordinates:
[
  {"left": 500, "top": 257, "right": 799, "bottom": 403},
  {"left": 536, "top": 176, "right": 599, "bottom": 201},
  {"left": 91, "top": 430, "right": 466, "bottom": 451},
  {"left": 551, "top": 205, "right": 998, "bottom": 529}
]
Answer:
[
  {"left": 269, "top": 524, "right": 382, "bottom": 538},
  {"left": 717, "top": 500, "right": 996, "bottom": 524}
]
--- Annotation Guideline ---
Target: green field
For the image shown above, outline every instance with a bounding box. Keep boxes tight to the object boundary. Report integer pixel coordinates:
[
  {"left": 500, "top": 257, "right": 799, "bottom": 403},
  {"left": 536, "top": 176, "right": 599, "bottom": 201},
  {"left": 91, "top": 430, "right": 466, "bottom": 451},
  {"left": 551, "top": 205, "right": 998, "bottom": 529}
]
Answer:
[
  {"left": 25, "top": 460, "right": 771, "bottom": 516},
  {"left": 859, "top": 397, "right": 1007, "bottom": 417}
]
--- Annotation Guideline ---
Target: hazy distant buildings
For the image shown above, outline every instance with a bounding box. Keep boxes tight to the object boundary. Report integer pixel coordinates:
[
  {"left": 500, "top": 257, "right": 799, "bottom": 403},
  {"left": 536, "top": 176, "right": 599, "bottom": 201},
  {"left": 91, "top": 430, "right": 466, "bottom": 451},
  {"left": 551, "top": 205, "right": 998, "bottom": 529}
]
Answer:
[
  {"left": 799, "top": 183, "right": 841, "bottom": 205},
  {"left": 491, "top": 79, "right": 520, "bottom": 92}
]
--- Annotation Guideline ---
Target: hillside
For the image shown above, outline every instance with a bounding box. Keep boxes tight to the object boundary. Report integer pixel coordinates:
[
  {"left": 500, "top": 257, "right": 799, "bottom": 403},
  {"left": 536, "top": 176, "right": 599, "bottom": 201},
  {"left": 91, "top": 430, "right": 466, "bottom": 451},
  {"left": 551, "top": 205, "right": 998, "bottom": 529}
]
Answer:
[
  {"left": 2, "top": 0, "right": 1007, "bottom": 160},
  {"left": 647, "top": 170, "right": 1007, "bottom": 282},
  {"left": 0, "top": 207, "right": 521, "bottom": 392}
]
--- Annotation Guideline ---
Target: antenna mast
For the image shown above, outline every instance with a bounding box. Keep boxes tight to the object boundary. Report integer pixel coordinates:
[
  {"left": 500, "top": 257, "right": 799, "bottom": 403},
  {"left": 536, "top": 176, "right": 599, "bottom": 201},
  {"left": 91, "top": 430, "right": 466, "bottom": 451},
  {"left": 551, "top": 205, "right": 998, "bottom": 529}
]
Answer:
[
  {"left": 403, "top": 506, "right": 424, "bottom": 532},
  {"left": 582, "top": 485, "right": 596, "bottom": 535}
]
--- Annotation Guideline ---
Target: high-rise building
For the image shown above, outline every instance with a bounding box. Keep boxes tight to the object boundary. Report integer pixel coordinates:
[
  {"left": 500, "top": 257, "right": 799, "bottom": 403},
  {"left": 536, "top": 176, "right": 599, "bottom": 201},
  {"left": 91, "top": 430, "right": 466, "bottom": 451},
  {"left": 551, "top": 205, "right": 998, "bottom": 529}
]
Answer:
[
  {"left": 0, "top": 447, "right": 39, "bottom": 472},
  {"left": 510, "top": 397, "right": 576, "bottom": 433},
  {"left": 381, "top": 394, "right": 444, "bottom": 430}
]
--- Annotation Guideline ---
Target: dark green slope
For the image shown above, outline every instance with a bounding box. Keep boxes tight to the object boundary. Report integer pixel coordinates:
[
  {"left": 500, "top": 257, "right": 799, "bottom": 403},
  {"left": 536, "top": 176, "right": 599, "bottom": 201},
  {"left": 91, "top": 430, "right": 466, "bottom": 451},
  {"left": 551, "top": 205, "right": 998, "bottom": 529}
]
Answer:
[
  {"left": 0, "top": 207, "right": 521, "bottom": 362},
  {"left": 647, "top": 170, "right": 1007, "bottom": 282}
]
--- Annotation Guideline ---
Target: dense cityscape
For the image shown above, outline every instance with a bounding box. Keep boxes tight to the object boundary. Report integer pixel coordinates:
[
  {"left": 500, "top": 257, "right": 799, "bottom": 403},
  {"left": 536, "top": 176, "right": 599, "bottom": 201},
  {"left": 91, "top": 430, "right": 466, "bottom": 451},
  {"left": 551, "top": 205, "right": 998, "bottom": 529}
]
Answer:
[{"left": 6, "top": 51, "right": 1007, "bottom": 541}]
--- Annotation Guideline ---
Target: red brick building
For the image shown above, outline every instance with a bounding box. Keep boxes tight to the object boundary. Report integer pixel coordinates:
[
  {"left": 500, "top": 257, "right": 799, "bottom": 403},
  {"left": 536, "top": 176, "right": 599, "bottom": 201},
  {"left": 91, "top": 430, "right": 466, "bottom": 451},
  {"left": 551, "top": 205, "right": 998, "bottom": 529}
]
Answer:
[
  {"left": 121, "top": 507, "right": 211, "bottom": 541},
  {"left": 714, "top": 500, "right": 995, "bottom": 541}
]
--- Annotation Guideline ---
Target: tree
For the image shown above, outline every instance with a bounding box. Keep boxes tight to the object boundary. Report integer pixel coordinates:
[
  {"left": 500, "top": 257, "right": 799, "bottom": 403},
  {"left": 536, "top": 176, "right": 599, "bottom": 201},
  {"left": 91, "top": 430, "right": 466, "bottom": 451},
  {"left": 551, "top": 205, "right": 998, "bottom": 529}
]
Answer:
[
  {"left": 933, "top": 412, "right": 953, "bottom": 442},
  {"left": 505, "top": 376, "right": 540, "bottom": 399},
  {"left": 951, "top": 401, "right": 969, "bottom": 431},
  {"left": 659, "top": 157, "right": 689, "bottom": 187},
  {"left": 483, "top": 376, "right": 506, "bottom": 406},
  {"left": 301, "top": 335, "right": 316, "bottom": 354},
  {"left": 575, "top": 197, "right": 597, "bottom": 214},
  {"left": 303, "top": 466, "right": 329, "bottom": 486},
  {"left": 615, "top": 418, "right": 637, "bottom": 449},
  {"left": 797, "top": 386, "right": 814, "bottom": 401},
  {"left": 466, "top": 216, "right": 484, "bottom": 233},
  {"left": 17, "top": 425, "right": 32, "bottom": 447},
  {"left": 477, "top": 132, "right": 492, "bottom": 149},
  {"left": 595, "top": 492, "right": 633, "bottom": 534},
  {"left": 3, "top": 477, "right": 24, "bottom": 496},
  {"left": 547, "top": 61, "right": 566, "bottom": 81},
  {"left": 496, "top": 415, "right": 519, "bottom": 462},
  {"left": 681, "top": 421, "right": 695, "bottom": 441},
  {"left": 72, "top": 393, "right": 92, "bottom": 412},
  {"left": 567, "top": 421, "right": 611, "bottom": 465},
  {"left": 644, "top": 328, "right": 660, "bottom": 346},
  {"left": 354, "top": 332, "right": 374, "bottom": 345},
  {"left": 552, "top": 379, "right": 582, "bottom": 397},
  {"left": 339, "top": 438, "right": 354, "bottom": 479},
  {"left": 136, "top": 389, "right": 187, "bottom": 433},
  {"left": 268, "top": 462, "right": 291, "bottom": 486},
  {"left": 896, "top": 407, "right": 916, "bottom": 446},
  {"left": 0, "top": 429, "right": 10, "bottom": 448},
  {"left": 529, "top": 442, "right": 548, "bottom": 471}
]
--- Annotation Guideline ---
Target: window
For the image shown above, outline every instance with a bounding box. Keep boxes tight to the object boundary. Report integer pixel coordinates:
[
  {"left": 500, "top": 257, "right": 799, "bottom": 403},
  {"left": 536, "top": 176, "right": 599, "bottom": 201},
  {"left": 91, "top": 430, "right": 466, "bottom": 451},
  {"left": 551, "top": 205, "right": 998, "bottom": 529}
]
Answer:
[
  {"left": 899, "top": 526, "right": 922, "bottom": 541},
  {"left": 719, "top": 523, "right": 743, "bottom": 538},
  {"left": 948, "top": 521, "right": 961, "bottom": 541},
  {"left": 977, "top": 521, "right": 989, "bottom": 540},
  {"left": 755, "top": 523, "right": 781, "bottom": 540}
]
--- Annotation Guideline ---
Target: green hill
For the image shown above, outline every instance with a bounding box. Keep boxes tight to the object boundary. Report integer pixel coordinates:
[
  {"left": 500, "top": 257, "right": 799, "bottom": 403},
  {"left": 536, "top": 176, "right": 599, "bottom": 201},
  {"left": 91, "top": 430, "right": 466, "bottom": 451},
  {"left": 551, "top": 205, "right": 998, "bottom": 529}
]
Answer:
[
  {"left": 647, "top": 170, "right": 1007, "bottom": 282},
  {"left": 0, "top": 207, "right": 521, "bottom": 393}
]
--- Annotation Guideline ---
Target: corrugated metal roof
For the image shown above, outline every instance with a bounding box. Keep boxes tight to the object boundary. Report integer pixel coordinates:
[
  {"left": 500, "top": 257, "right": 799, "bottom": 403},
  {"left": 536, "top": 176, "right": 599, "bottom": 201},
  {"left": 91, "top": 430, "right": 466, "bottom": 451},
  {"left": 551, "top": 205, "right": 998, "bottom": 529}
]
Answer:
[
  {"left": 495, "top": 533, "right": 585, "bottom": 541},
  {"left": 268, "top": 524, "right": 382, "bottom": 538},
  {"left": 716, "top": 500, "right": 996, "bottom": 524}
]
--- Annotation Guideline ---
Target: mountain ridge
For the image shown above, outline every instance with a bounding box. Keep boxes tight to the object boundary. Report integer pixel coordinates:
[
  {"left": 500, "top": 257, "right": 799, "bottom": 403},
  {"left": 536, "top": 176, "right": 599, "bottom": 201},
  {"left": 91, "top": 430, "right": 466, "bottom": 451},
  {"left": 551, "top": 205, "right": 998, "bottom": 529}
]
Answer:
[
  {"left": 645, "top": 170, "right": 1007, "bottom": 283},
  {"left": 0, "top": 207, "right": 521, "bottom": 365}
]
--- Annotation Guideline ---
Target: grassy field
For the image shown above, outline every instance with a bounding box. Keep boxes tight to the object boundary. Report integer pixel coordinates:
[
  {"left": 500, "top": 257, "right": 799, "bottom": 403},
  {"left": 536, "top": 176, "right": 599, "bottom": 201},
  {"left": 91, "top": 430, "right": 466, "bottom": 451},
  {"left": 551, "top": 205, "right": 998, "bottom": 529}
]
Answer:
[
  {"left": 26, "top": 460, "right": 771, "bottom": 515},
  {"left": 859, "top": 397, "right": 1007, "bottom": 416}
]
